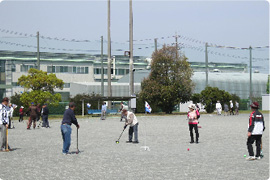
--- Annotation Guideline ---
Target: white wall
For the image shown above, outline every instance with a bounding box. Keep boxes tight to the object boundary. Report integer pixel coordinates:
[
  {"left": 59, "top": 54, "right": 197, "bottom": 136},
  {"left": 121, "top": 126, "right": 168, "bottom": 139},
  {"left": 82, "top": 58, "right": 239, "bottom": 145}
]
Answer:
[{"left": 262, "top": 94, "right": 270, "bottom": 110}]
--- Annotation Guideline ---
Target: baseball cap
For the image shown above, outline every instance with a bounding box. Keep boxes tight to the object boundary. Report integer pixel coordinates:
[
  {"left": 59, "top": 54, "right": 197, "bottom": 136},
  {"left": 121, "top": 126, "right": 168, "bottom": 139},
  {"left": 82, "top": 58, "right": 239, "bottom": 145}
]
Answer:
[{"left": 250, "top": 102, "right": 259, "bottom": 109}]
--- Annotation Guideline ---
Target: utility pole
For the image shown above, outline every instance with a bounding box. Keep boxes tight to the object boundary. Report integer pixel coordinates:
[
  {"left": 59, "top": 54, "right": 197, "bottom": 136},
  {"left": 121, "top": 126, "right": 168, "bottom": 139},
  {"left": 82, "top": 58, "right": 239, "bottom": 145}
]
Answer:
[
  {"left": 175, "top": 33, "right": 178, "bottom": 58},
  {"left": 129, "top": 0, "right": 134, "bottom": 98},
  {"left": 101, "top": 36, "right": 104, "bottom": 97},
  {"left": 249, "top": 46, "right": 253, "bottom": 104},
  {"left": 107, "top": 0, "right": 112, "bottom": 109},
  {"left": 37, "top": 31, "right": 40, "bottom": 70},
  {"left": 154, "top": 38, "right": 157, "bottom": 52},
  {"left": 205, "top": 43, "right": 208, "bottom": 87}
]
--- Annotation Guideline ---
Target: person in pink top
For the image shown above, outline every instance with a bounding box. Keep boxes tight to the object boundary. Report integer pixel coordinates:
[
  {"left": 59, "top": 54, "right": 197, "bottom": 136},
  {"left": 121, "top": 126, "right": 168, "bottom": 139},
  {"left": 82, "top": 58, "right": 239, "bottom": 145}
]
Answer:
[{"left": 187, "top": 104, "right": 199, "bottom": 144}]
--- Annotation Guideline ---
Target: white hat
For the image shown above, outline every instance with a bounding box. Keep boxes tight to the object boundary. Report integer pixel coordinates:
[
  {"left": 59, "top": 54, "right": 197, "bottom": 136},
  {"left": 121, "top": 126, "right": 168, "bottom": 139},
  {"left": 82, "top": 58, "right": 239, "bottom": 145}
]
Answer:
[
  {"left": 188, "top": 104, "right": 196, "bottom": 110},
  {"left": 21, "top": 106, "right": 24, "bottom": 108},
  {"left": 122, "top": 105, "right": 128, "bottom": 111}
]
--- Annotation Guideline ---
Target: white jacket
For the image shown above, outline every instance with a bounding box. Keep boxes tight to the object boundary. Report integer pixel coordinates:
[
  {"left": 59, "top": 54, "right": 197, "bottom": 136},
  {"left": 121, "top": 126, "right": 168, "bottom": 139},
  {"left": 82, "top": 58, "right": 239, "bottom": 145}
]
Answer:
[
  {"left": 125, "top": 111, "right": 138, "bottom": 127},
  {"left": 0, "top": 104, "right": 9, "bottom": 125},
  {"left": 216, "top": 103, "right": 222, "bottom": 109}
]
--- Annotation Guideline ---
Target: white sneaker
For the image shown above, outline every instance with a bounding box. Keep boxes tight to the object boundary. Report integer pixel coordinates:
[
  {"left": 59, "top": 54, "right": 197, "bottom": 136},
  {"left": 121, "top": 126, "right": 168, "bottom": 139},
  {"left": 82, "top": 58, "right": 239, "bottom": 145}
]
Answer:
[
  {"left": 255, "top": 156, "right": 261, "bottom": 160},
  {"left": 246, "top": 156, "right": 256, "bottom": 160}
]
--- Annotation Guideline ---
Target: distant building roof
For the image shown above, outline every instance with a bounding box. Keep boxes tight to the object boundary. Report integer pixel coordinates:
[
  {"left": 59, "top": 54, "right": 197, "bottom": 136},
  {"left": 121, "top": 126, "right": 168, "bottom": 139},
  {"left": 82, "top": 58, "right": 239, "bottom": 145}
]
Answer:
[{"left": 117, "top": 70, "right": 268, "bottom": 99}]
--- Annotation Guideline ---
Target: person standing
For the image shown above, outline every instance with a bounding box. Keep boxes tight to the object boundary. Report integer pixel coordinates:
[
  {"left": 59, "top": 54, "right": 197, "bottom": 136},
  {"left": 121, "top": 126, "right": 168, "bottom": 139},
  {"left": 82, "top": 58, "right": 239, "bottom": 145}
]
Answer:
[
  {"left": 19, "top": 106, "right": 24, "bottom": 122},
  {"left": 216, "top": 101, "right": 222, "bottom": 115},
  {"left": 122, "top": 108, "right": 139, "bottom": 143},
  {"left": 100, "top": 102, "right": 107, "bottom": 120},
  {"left": 0, "top": 97, "right": 10, "bottom": 151},
  {"left": 61, "top": 102, "right": 80, "bottom": 155},
  {"left": 235, "top": 101, "right": 239, "bottom": 115},
  {"left": 36, "top": 103, "right": 42, "bottom": 122},
  {"left": 246, "top": 102, "right": 265, "bottom": 160},
  {"left": 26, "top": 103, "right": 39, "bottom": 130},
  {"left": 224, "top": 103, "right": 229, "bottom": 116},
  {"left": 8, "top": 104, "right": 17, "bottom": 129},
  {"left": 187, "top": 104, "right": 199, "bottom": 144},
  {"left": 119, "top": 102, "right": 124, "bottom": 122},
  {"left": 229, "top": 100, "right": 234, "bottom": 115},
  {"left": 42, "top": 103, "right": 50, "bottom": 128}
]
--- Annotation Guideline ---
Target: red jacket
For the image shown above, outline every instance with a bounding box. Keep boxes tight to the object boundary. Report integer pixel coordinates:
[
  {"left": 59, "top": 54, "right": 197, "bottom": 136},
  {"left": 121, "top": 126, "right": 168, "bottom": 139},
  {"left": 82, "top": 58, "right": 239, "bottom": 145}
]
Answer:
[{"left": 19, "top": 108, "right": 24, "bottom": 115}]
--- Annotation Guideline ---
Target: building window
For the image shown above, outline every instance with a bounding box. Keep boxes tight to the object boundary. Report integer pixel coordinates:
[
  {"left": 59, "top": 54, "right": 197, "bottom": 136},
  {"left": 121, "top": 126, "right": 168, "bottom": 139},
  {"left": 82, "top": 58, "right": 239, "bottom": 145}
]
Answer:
[
  {"left": 48, "top": 66, "right": 89, "bottom": 74},
  {"left": 63, "top": 83, "right": 70, "bottom": 88},
  {"left": 0, "top": 61, "right": 5, "bottom": 72},
  {"left": 12, "top": 82, "right": 18, "bottom": 86},
  {"left": 116, "top": 69, "right": 125, "bottom": 75},
  {"left": 20, "top": 65, "right": 34, "bottom": 72},
  {"left": 94, "top": 68, "right": 101, "bottom": 74},
  {"left": 11, "top": 64, "right": 16, "bottom": 72}
]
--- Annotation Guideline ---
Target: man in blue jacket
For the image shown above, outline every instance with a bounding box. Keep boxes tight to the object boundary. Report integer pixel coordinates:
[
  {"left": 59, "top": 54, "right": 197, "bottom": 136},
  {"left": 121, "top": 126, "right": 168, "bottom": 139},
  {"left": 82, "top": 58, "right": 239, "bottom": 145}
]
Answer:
[
  {"left": 61, "top": 102, "right": 80, "bottom": 155},
  {"left": 246, "top": 102, "right": 265, "bottom": 160}
]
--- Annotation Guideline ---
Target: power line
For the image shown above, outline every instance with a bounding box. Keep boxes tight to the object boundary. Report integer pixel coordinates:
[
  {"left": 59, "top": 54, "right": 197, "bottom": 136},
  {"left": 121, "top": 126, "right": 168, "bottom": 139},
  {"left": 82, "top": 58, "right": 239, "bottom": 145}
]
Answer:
[{"left": 1, "top": 28, "right": 269, "bottom": 50}]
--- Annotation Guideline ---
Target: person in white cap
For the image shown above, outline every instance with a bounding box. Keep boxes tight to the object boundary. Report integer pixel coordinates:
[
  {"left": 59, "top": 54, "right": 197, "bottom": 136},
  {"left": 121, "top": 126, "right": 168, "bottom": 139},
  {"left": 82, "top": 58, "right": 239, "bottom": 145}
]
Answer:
[
  {"left": 187, "top": 104, "right": 199, "bottom": 144},
  {"left": 122, "top": 107, "right": 139, "bottom": 143},
  {"left": 19, "top": 106, "right": 24, "bottom": 122},
  {"left": 229, "top": 100, "right": 234, "bottom": 115}
]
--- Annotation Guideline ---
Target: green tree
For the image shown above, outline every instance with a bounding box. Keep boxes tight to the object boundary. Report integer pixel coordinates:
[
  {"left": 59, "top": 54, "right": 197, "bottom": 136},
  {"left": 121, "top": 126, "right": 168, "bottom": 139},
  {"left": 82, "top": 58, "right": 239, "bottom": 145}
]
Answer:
[
  {"left": 191, "top": 93, "right": 202, "bottom": 104},
  {"left": 200, "top": 86, "right": 232, "bottom": 113},
  {"left": 231, "top": 94, "right": 240, "bottom": 104},
  {"left": 10, "top": 93, "right": 24, "bottom": 116},
  {"left": 18, "top": 68, "right": 64, "bottom": 106},
  {"left": 140, "top": 45, "right": 194, "bottom": 114}
]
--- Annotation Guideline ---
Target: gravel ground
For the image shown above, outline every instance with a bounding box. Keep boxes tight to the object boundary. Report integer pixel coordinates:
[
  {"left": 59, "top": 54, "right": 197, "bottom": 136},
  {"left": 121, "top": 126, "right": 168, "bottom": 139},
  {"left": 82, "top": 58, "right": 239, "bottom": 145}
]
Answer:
[{"left": 0, "top": 113, "right": 269, "bottom": 180}]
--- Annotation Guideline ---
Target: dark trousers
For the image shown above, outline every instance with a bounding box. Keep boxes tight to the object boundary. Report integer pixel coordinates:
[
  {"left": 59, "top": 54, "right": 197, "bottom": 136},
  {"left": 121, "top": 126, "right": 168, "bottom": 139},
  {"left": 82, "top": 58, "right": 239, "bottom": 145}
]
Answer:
[
  {"left": 189, "top": 124, "right": 199, "bottom": 142},
  {"left": 27, "top": 116, "right": 36, "bottom": 129},
  {"left": 128, "top": 123, "right": 139, "bottom": 142},
  {"left": 8, "top": 117, "right": 11, "bottom": 129},
  {"left": 42, "top": 115, "right": 49, "bottom": 127},
  {"left": 19, "top": 114, "right": 23, "bottom": 122},
  {"left": 61, "top": 124, "right": 72, "bottom": 154},
  {"left": 230, "top": 108, "right": 234, "bottom": 115},
  {"left": 247, "top": 135, "right": 262, "bottom": 157}
]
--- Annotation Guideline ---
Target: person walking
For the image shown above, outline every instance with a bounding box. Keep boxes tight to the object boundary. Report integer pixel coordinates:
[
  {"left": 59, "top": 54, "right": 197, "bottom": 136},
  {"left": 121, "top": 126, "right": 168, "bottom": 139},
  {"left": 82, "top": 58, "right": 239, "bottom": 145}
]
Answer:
[
  {"left": 224, "top": 103, "right": 229, "bottom": 116},
  {"left": 122, "top": 108, "right": 139, "bottom": 143},
  {"left": 235, "top": 101, "right": 239, "bottom": 115},
  {"left": 216, "top": 101, "right": 222, "bottom": 115},
  {"left": 100, "top": 102, "right": 107, "bottom": 120},
  {"left": 246, "top": 102, "right": 265, "bottom": 160},
  {"left": 229, "top": 100, "right": 234, "bottom": 115},
  {"left": 187, "top": 104, "right": 199, "bottom": 144},
  {"left": 42, "top": 103, "right": 50, "bottom": 128},
  {"left": 119, "top": 102, "right": 125, "bottom": 122},
  {"left": 26, "top": 103, "right": 39, "bottom": 130},
  {"left": 19, "top": 106, "right": 24, "bottom": 122},
  {"left": 61, "top": 102, "right": 80, "bottom": 155},
  {"left": 0, "top": 97, "right": 10, "bottom": 151},
  {"left": 36, "top": 103, "right": 42, "bottom": 122}
]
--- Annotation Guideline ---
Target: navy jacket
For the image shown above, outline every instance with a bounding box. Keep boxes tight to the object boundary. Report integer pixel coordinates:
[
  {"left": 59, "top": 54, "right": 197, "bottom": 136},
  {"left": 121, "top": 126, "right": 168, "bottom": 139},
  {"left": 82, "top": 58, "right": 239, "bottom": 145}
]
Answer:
[
  {"left": 42, "top": 106, "right": 49, "bottom": 115},
  {"left": 61, "top": 108, "right": 78, "bottom": 126}
]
